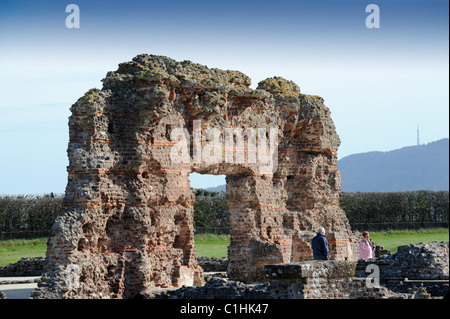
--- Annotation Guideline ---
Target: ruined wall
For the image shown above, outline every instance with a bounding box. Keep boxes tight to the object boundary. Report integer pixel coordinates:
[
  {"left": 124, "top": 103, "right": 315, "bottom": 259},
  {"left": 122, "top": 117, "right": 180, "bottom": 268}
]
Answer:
[
  {"left": 355, "top": 241, "right": 449, "bottom": 296},
  {"left": 145, "top": 260, "right": 412, "bottom": 299},
  {"left": 34, "top": 54, "right": 357, "bottom": 299},
  {"left": 356, "top": 242, "right": 449, "bottom": 280}
]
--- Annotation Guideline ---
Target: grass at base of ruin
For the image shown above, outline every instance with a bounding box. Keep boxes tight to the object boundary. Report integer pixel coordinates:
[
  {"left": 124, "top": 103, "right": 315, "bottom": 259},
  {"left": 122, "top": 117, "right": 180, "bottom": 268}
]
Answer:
[
  {"left": 0, "top": 235, "right": 230, "bottom": 267},
  {"left": 0, "top": 238, "right": 47, "bottom": 267},
  {"left": 0, "top": 229, "right": 448, "bottom": 267},
  {"left": 369, "top": 228, "right": 449, "bottom": 253},
  {"left": 194, "top": 234, "right": 230, "bottom": 258}
]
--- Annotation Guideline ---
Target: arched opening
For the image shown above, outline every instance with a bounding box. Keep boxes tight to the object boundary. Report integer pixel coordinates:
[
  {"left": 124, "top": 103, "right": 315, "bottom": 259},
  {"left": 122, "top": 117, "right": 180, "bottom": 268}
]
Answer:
[{"left": 189, "top": 173, "right": 229, "bottom": 260}]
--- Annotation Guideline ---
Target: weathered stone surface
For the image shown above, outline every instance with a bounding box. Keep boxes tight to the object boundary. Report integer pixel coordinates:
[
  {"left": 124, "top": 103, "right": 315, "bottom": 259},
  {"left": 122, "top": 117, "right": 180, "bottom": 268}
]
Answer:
[
  {"left": 197, "top": 256, "right": 228, "bottom": 272},
  {"left": 0, "top": 257, "right": 45, "bottom": 277},
  {"left": 375, "top": 244, "right": 392, "bottom": 257},
  {"left": 264, "top": 260, "right": 356, "bottom": 280},
  {"left": 394, "top": 242, "right": 449, "bottom": 278},
  {"left": 145, "top": 260, "right": 412, "bottom": 299},
  {"left": 355, "top": 241, "right": 449, "bottom": 297},
  {"left": 34, "top": 54, "right": 357, "bottom": 299},
  {"left": 356, "top": 241, "right": 449, "bottom": 280}
]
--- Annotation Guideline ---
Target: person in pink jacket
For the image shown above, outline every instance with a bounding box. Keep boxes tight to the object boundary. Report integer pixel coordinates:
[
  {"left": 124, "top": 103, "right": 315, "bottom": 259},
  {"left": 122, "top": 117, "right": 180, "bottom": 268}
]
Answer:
[{"left": 359, "top": 231, "right": 375, "bottom": 259}]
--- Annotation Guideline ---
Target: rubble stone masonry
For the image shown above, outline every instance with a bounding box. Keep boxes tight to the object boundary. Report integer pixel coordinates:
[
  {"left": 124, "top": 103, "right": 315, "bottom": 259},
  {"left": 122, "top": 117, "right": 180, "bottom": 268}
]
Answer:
[{"left": 33, "top": 54, "right": 358, "bottom": 299}]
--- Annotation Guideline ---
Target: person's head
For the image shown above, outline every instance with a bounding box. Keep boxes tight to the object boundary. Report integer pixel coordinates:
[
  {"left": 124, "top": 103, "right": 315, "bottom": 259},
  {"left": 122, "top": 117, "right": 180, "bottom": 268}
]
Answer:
[
  {"left": 362, "top": 231, "right": 370, "bottom": 240},
  {"left": 318, "top": 227, "right": 325, "bottom": 235}
]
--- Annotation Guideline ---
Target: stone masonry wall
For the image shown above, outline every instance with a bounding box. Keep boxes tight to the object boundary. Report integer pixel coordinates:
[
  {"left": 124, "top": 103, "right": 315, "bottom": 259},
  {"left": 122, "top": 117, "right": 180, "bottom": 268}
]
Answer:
[
  {"left": 355, "top": 241, "right": 449, "bottom": 296},
  {"left": 145, "top": 261, "right": 411, "bottom": 299},
  {"left": 356, "top": 242, "right": 449, "bottom": 280},
  {"left": 34, "top": 54, "right": 357, "bottom": 299},
  {"left": 0, "top": 257, "right": 46, "bottom": 277}
]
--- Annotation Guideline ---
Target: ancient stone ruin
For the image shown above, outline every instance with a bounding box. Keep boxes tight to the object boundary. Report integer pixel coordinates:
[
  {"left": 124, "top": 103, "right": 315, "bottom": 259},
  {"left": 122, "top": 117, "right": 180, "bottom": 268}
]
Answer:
[
  {"left": 34, "top": 54, "right": 358, "bottom": 299},
  {"left": 355, "top": 241, "right": 449, "bottom": 296}
]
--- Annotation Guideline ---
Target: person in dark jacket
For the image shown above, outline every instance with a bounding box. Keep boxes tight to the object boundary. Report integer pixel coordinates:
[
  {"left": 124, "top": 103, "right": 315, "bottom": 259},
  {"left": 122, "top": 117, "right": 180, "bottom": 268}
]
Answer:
[{"left": 311, "top": 227, "right": 329, "bottom": 260}]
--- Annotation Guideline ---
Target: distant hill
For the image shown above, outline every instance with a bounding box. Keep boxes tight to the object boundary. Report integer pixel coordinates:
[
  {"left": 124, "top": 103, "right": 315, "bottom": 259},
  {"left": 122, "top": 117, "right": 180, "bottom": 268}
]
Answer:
[
  {"left": 206, "top": 138, "right": 449, "bottom": 193},
  {"left": 338, "top": 138, "right": 449, "bottom": 192},
  {"left": 206, "top": 184, "right": 226, "bottom": 192}
]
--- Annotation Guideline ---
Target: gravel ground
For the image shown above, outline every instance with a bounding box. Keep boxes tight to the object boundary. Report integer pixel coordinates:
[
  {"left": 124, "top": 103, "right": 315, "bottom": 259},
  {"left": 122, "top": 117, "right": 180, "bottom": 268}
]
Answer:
[{"left": 0, "top": 277, "right": 40, "bottom": 299}]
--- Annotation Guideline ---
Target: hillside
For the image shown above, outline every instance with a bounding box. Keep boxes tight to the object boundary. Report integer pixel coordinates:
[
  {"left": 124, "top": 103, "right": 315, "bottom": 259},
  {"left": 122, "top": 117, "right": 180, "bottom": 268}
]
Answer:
[
  {"left": 205, "top": 184, "right": 226, "bottom": 192},
  {"left": 338, "top": 138, "right": 449, "bottom": 192},
  {"left": 206, "top": 138, "right": 449, "bottom": 193}
]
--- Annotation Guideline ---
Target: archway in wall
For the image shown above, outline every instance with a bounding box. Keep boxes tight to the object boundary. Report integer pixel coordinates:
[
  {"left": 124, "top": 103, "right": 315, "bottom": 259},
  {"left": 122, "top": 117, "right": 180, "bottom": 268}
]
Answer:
[
  {"left": 188, "top": 153, "right": 290, "bottom": 282},
  {"left": 190, "top": 172, "right": 228, "bottom": 236}
]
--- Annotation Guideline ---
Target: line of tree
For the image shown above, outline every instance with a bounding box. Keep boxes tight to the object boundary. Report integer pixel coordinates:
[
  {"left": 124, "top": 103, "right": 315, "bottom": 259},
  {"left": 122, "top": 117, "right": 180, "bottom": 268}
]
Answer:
[
  {"left": 341, "top": 190, "right": 449, "bottom": 225},
  {"left": 0, "top": 194, "right": 63, "bottom": 232},
  {"left": 0, "top": 190, "right": 448, "bottom": 233},
  {"left": 193, "top": 189, "right": 228, "bottom": 229}
]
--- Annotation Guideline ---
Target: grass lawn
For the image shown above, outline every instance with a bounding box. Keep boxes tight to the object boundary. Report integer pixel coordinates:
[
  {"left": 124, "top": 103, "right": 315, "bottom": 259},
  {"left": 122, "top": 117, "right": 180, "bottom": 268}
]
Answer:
[
  {"left": 194, "top": 233, "right": 229, "bottom": 258},
  {"left": 0, "top": 235, "right": 230, "bottom": 267},
  {"left": 0, "top": 238, "right": 47, "bottom": 267},
  {"left": 370, "top": 228, "right": 449, "bottom": 253},
  {"left": 0, "top": 229, "right": 447, "bottom": 267}
]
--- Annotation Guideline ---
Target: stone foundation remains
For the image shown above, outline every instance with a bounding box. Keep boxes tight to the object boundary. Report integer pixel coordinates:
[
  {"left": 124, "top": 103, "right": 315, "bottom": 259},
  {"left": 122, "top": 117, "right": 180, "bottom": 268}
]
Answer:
[
  {"left": 3, "top": 242, "right": 447, "bottom": 299},
  {"left": 355, "top": 241, "right": 449, "bottom": 297},
  {"left": 141, "top": 242, "right": 449, "bottom": 299},
  {"left": 141, "top": 261, "right": 411, "bottom": 299},
  {"left": 34, "top": 54, "right": 359, "bottom": 298},
  {"left": 0, "top": 257, "right": 45, "bottom": 277}
]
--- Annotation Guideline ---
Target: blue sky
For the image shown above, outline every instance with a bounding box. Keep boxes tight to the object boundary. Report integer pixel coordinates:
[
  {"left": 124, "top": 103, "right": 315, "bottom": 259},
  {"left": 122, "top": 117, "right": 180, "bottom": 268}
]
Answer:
[{"left": 0, "top": 0, "right": 448, "bottom": 194}]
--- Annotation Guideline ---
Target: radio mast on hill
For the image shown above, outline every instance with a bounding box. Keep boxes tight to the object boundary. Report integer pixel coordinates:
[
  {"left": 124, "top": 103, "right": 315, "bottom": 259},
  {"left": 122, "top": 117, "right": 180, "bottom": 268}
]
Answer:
[{"left": 417, "top": 125, "right": 420, "bottom": 145}]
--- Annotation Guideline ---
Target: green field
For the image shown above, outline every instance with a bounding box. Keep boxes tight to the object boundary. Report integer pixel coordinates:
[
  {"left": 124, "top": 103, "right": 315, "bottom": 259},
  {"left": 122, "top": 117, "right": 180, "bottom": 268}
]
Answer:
[
  {"left": 370, "top": 228, "right": 449, "bottom": 253},
  {"left": 0, "top": 238, "right": 47, "bottom": 267},
  {"left": 0, "top": 235, "right": 229, "bottom": 267},
  {"left": 194, "top": 233, "right": 230, "bottom": 258},
  {"left": 0, "top": 229, "right": 448, "bottom": 267}
]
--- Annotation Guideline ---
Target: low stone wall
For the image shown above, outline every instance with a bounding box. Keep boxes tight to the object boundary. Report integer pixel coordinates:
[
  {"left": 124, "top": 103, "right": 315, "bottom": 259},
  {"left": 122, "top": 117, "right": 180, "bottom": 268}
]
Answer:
[
  {"left": 356, "top": 241, "right": 448, "bottom": 280},
  {"left": 3, "top": 242, "right": 448, "bottom": 299},
  {"left": 355, "top": 241, "right": 449, "bottom": 297},
  {"left": 263, "top": 261, "right": 412, "bottom": 299},
  {"left": 197, "top": 257, "right": 228, "bottom": 272},
  {"left": 0, "top": 257, "right": 46, "bottom": 277},
  {"left": 375, "top": 245, "right": 392, "bottom": 257},
  {"left": 143, "top": 260, "right": 412, "bottom": 299}
]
